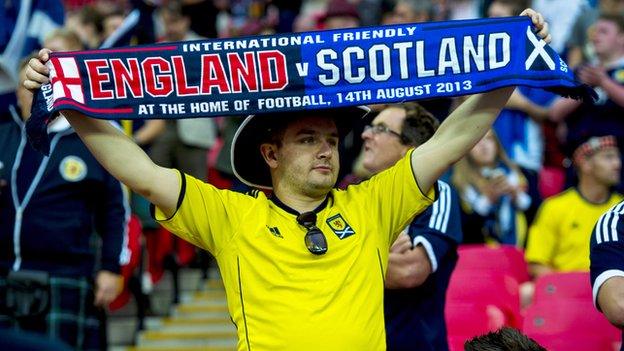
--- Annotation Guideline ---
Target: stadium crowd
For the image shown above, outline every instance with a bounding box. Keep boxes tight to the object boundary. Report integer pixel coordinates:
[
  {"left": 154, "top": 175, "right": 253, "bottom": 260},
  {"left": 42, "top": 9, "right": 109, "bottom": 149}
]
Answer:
[{"left": 1, "top": 0, "right": 624, "bottom": 350}]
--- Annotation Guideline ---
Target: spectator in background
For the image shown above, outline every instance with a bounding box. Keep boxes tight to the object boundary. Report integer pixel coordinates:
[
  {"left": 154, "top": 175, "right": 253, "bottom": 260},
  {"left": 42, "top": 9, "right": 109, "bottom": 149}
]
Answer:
[
  {"left": 452, "top": 130, "right": 531, "bottom": 246},
  {"left": 66, "top": 5, "right": 104, "bottom": 49},
  {"left": 159, "top": 0, "right": 203, "bottom": 42},
  {"left": 487, "top": 0, "right": 555, "bottom": 225},
  {"left": 358, "top": 103, "right": 462, "bottom": 351},
  {"left": 43, "top": 28, "right": 84, "bottom": 52},
  {"left": 152, "top": 0, "right": 217, "bottom": 183},
  {"left": 532, "top": 0, "right": 590, "bottom": 54},
  {"left": 567, "top": 0, "right": 624, "bottom": 68},
  {"left": 0, "top": 56, "right": 126, "bottom": 350},
  {"left": 222, "top": 0, "right": 278, "bottom": 37},
  {"left": 526, "top": 135, "right": 622, "bottom": 277},
  {"left": 383, "top": 0, "right": 454, "bottom": 122},
  {"left": 320, "top": 0, "right": 361, "bottom": 29},
  {"left": 590, "top": 200, "right": 624, "bottom": 338},
  {"left": 178, "top": 0, "right": 220, "bottom": 38},
  {"left": 149, "top": 0, "right": 219, "bottom": 302},
  {"left": 551, "top": 13, "right": 624, "bottom": 193},
  {"left": 436, "top": 0, "right": 484, "bottom": 20},
  {"left": 384, "top": 0, "right": 433, "bottom": 24},
  {"left": 0, "top": 0, "right": 64, "bottom": 119},
  {"left": 486, "top": 0, "right": 529, "bottom": 18}
]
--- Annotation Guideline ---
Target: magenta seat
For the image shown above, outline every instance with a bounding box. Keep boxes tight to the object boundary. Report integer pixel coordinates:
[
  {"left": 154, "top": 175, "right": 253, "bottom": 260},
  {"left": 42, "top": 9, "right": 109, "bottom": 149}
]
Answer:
[
  {"left": 533, "top": 271, "right": 592, "bottom": 302},
  {"left": 446, "top": 302, "right": 505, "bottom": 351},
  {"left": 447, "top": 270, "right": 522, "bottom": 328},
  {"left": 523, "top": 299, "right": 620, "bottom": 351},
  {"left": 456, "top": 244, "right": 530, "bottom": 284}
]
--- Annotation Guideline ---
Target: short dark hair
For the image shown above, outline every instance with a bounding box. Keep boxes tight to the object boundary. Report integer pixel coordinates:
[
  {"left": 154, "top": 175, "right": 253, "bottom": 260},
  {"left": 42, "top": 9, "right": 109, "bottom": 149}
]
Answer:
[
  {"left": 599, "top": 12, "right": 624, "bottom": 32},
  {"left": 464, "top": 327, "right": 547, "bottom": 351},
  {"left": 394, "top": 102, "right": 440, "bottom": 147},
  {"left": 489, "top": 0, "right": 529, "bottom": 16}
]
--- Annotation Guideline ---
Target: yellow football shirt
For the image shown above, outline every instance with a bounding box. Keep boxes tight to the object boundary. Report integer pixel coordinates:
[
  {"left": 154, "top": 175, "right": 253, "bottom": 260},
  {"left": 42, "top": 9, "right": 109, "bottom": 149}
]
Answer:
[
  {"left": 153, "top": 150, "right": 434, "bottom": 351},
  {"left": 525, "top": 188, "right": 623, "bottom": 272}
]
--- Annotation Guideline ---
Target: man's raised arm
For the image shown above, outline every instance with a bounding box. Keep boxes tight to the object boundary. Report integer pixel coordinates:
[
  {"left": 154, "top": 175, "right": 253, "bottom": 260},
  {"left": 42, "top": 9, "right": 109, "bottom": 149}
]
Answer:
[
  {"left": 25, "top": 49, "right": 180, "bottom": 216},
  {"left": 411, "top": 9, "right": 549, "bottom": 194}
]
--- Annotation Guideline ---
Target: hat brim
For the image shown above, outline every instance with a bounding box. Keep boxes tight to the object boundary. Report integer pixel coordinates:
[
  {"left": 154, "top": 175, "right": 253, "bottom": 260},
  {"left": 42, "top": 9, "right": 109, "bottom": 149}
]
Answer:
[{"left": 231, "top": 106, "right": 370, "bottom": 189}]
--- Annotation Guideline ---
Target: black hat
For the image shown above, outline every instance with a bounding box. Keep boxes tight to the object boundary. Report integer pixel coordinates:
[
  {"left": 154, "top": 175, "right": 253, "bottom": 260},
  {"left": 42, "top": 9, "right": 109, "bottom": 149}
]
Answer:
[{"left": 231, "top": 106, "right": 370, "bottom": 189}]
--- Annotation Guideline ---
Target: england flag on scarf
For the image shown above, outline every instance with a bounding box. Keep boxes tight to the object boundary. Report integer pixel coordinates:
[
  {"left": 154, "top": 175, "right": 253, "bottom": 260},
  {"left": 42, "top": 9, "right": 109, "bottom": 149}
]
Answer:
[{"left": 50, "top": 57, "right": 84, "bottom": 103}]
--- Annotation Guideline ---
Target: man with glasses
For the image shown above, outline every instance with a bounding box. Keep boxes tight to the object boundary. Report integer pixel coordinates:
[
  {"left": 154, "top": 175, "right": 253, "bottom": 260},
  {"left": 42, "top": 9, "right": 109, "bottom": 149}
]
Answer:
[
  {"left": 357, "top": 102, "right": 462, "bottom": 351},
  {"left": 24, "top": 9, "right": 549, "bottom": 351}
]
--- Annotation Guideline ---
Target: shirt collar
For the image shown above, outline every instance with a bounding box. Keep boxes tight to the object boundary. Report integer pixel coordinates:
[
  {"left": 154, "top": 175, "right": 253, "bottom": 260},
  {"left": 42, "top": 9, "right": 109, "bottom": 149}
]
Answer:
[{"left": 270, "top": 193, "right": 331, "bottom": 216}]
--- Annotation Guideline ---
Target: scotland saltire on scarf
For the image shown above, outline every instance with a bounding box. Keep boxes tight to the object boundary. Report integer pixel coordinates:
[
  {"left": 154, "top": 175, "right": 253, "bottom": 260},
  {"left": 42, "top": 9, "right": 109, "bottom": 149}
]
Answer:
[{"left": 28, "top": 16, "right": 595, "bottom": 154}]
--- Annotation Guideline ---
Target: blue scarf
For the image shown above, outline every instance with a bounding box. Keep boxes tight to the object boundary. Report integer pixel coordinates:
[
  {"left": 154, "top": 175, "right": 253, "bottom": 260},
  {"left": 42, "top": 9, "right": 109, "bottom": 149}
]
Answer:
[{"left": 28, "top": 16, "right": 594, "bottom": 154}]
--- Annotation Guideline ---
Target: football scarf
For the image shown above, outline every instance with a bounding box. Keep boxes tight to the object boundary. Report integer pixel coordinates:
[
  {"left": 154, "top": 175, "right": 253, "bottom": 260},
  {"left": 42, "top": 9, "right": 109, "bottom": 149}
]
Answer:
[{"left": 28, "top": 16, "right": 595, "bottom": 154}]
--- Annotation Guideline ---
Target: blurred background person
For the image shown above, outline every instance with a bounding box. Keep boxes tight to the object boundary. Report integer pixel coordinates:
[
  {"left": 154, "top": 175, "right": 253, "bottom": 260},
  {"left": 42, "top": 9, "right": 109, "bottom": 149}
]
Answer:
[
  {"left": 358, "top": 103, "right": 463, "bottom": 351},
  {"left": 0, "top": 0, "right": 64, "bottom": 121},
  {"left": 0, "top": 53, "right": 126, "bottom": 350},
  {"left": 452, "top": 130, "right": 532, "bottom": 246},
  {"left": 566, "top": 0, "right": 624, "bottom": 68},
  {"left": 526, "top": 135, "right": 622, "bottom": 278},
  {"left": 487, "top": 0, "right": 554, "bottom": 225},
  {"left": 551, "top": 13, "right": 624, "bottom": 194}
]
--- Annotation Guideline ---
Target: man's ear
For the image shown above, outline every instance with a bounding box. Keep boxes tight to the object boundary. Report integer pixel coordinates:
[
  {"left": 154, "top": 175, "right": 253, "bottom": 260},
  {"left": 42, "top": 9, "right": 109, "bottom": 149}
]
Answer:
[
  {"left": 577, "top": 157, "right": 591, "bottom": 174},
  {"left": 260, "top": 143, "right": 279, "bottom": 169}
]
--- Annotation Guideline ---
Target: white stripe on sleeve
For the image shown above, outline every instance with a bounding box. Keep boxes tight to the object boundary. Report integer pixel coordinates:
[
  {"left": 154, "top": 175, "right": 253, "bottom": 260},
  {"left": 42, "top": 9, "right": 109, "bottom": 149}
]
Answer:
[
  {"left": 593, "top": 269, "right": 624, "bottom": 309},
  {"left": 413, "top": 235, "right": 438, "bottom": 273}
]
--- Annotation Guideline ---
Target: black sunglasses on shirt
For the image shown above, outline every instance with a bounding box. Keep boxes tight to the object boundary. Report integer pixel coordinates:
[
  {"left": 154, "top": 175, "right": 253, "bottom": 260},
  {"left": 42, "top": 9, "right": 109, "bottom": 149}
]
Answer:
[{"left": 296, "top": 212, "right": 328, "bottom": 255}]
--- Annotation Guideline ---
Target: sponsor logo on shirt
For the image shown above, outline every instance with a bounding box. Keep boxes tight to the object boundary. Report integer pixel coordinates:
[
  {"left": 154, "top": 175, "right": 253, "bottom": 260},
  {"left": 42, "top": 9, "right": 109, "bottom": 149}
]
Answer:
[{"left": 267, "top": 226, "right": 283, "bottom": 238}]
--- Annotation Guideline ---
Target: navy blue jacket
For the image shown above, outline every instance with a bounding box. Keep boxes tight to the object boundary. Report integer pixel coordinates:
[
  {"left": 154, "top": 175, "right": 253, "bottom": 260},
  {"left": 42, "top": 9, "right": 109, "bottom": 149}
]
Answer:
[
  {"left": 385, "top": 181, "right": 463, "bottom": 351},
  {"left": 0, "top": 107, "right": 127, "bottom": 277},
  {"left": 590, "top": 200, "right": 624, "bottom": 350}
]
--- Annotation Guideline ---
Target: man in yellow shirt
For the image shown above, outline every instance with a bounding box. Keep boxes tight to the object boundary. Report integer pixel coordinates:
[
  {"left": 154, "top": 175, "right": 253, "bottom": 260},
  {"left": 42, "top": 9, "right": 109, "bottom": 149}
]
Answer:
[
  {"left": 24, "top": 10, "right": 549, "bottom": 350},
  {"left": 526, "top": 135, "right": 623, "bottom": 276}
]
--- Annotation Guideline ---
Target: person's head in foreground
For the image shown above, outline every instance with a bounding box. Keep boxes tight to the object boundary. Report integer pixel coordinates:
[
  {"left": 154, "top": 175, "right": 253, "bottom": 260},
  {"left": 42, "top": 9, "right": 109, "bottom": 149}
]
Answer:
[
  {"left": 464, "top": 327, "right": 546, "bottom": 351},
  {"left": 231, "top": 107, "right": 369, "bottom": 197}
]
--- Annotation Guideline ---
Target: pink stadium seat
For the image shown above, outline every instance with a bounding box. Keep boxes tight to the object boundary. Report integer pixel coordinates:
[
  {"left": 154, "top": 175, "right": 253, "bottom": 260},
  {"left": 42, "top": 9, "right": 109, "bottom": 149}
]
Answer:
[
  {"left": 446, "top": 302, "right": 505, "bottom": 351},
  {"left": 447, "top": 270, "right": 522, "bottom": 328},
  {"left": 533, "top": 272, "right": 592, "bottom": 303},
  {"left": 456, "top": 244, "right": 530, "bottom": 284},
  {"left": 523, "top": 299, "right": 621, "bottom": 351}
]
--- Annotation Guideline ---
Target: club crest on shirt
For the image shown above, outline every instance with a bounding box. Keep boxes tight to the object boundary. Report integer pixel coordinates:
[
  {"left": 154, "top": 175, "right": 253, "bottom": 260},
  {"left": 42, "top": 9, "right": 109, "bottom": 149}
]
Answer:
[
  {"left": 59, "top": 156, "right": 87, "bottom": 182},
  {"left": 614, "top": 69, "right": 624, "bottom": 83},
  {"left": 326, "top": 214, "right": 355, "bottom": 239}
]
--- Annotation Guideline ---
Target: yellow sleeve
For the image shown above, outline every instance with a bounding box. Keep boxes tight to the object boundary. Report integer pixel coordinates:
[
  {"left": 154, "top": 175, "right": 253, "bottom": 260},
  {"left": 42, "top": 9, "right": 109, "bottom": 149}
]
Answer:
[
  {"left": 348, "top": 149, "right": 436, "bottom": 248},
  {"left": 152, "top": 171, "right": 253, "bottom": 256},
  {"left": 525, "top": 199, "right": 559, "bottom": 266}
]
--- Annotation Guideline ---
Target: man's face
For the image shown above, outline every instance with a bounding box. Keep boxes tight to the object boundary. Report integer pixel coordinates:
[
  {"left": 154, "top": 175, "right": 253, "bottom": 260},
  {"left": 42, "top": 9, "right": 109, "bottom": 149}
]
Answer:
[
  {"left": 585, "top": 147, "right": 622, "bottom": 187},
  {"left": 469, "top": 131, "right": 498, "bottom": 167},
  {"left": 591, "top": 19, "right": 624, "bottom": 58},
  {"left": 487, "top": 2, "right": 514, "bottom": 18},
  {"left": 390, "top": 3, "right": 429, "bottom": 24},
  {"left": 269, "top": 116, "right": 340, "bottom": 197},
  {"left": 161, "top": 11, "right": 190, "bottom": 42},
  {"left": 361, "top": 107, "right": 410, "bottom": 174},
  {"left": 103, "top": 15, "right": 125, "bottom": 41}
]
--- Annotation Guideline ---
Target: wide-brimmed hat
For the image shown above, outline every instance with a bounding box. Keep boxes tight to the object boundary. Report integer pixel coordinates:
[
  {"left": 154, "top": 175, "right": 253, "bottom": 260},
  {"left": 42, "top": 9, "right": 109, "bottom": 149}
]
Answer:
[{"left": 231, "top": 106, "right": 370, "bottom": 189}]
